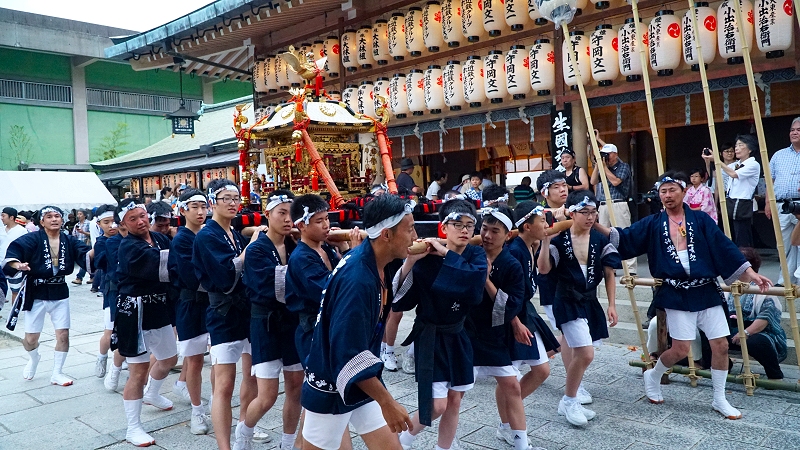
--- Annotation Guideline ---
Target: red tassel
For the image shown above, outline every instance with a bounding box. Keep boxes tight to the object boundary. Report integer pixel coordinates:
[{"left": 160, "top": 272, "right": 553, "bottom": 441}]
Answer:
[
  {"left": 295, "top": 143, "right": 302, "bottom": 162},
  {"left": 312, "top": 174, "right": 319, "bottom": 191}
]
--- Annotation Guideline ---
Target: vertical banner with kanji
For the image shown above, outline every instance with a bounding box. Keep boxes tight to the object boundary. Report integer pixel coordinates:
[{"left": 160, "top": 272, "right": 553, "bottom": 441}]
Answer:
[{"left": 550, "top": 103, "right": 572, "bottom": 171}]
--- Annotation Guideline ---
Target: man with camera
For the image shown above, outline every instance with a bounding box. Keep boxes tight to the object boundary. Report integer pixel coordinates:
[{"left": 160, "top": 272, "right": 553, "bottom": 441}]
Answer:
[
  {"left": 766, "top": 118, "right": 800, "bottom": 286},
  {"left": 590, "top": 136, "right": 636, "bottom": 274}
]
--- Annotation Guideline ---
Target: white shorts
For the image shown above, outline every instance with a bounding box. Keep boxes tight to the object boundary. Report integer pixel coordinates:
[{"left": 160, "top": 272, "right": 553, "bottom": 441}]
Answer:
[
  {"left": 665, "top": 306, "right": 730, "bottom": 341},
  {"left": 25, "top": 299, "right": 70, "bottom": 333},
  {"left": 543, "top": 305, "right": 556, "bottom": 330},
  {"left": 560, "top": 319, "right": 602, "bottom": 349},
  {"left": 103, "top": 307, "right": 114, "bottom": 331},
  {"left": 432, "top": 381, "right": 474, "bottom": 399},
  {"left": 512, "top": 332, "right": 550, "bottom": 369},
  {"left": 251, "top": 359, "right": 304, "bottom": 379},
  {"left": 126, "top": 325, "right": 179, "bottom": 364},
  {"left": 179, "top": 333, "right": 210, "bottom": 357},
  {"left": 474, "top": 365, "right": 518, "bottom": 379},
  {"left": 210, "top": 339, "right": 251, "bottom": 365},
  {"left": 304, "top": 401, "right": 387, "bottom": 450}
]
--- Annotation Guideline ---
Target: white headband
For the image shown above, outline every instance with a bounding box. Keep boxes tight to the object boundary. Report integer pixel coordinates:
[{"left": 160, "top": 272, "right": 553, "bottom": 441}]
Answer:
[
  {"left": 209, "top": 185, "right": 239, "bottom": 204},
  {"left": 118, "top": 203, "right": 147, "bottom": 221},
  {"left": 568, "top": 196, "right": 597, "bottom": 212},
  {"left": 483, "top": 194, "right": 508, "bottom": 206},
  {"left": 441, "top": 211, "right": 477, "bottom": 224},
  {"left": 514, "top": 205, "right": 545, "bottom": 228},
  {"left": 654, "top": 177, "right": 687, "bottom": 190},
  {"left": 293, "top": 206, "right": 329, "bottom": 225},
  {"left": 266, "top": 194, "right": 293, "bottom": 211},
  {"left": 371, "top": 183, "right": 388, "bottom": 195},
  {"left": 96, "top": 211, "right": 114, "bottom": 221},
  {"left": 39, "top": 206, "right": 63, "bottom": 217},
  {"left": 541, "top": 178, "right": 566, "bottom": 198},
  {"left": 366, "top": 200, "right": 415, "bottom": 239},
  {"left": 443, "top": 194, "right": 466, "bottom": 202},
  {"left": 482, "top": 208, "right": 513, "bottom": 231},
  {"left": 178, "top": 194, "right": 209, "bottom": 210}
]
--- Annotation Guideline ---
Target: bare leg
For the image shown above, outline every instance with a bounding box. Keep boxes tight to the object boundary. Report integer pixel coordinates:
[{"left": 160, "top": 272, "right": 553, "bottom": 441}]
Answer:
[
  {"left": 239, "top": 353, "right": 257, "bottom": 423},
  {"left": 383, "top": 311, "right": 403, "bottom": 346},
  {"left": 360, "top": 426, "right": 404, "bottom": 450},
  {"left": 184, "top": 354, "right": 205, "bottom": 406},
  {"left": 99, "top": 330, "right": 112, "bottom": 355},
  {"left": 123, "top": 362, "right": 150, "bottom": 400},
  {"left": 22, "top": 332, "right": 40, "bottom": 351},
  {"left": 496, "top": 376, "right": 525, "bottom": 430},
  {"left": 245, "top": 378, "right": 279, "bottom": 428},
  {"left": 211, "top": 363, "right": 237, "bottom": 450},
  {"left": 520, "top": 363, "right": 550, "bottom": 399},
  {"left": 564, "top": 346, "right": 593, "bottom": 398},
  {"left": 437, "top": 390, "right": 464, "bottom": 448},
  {"left": 283, "top": 370, "right": 304, "bottom": 434}
]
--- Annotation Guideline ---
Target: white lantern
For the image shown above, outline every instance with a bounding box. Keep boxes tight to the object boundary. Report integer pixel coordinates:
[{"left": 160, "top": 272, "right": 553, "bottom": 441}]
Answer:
[
  {"left": 682, "top": 3, "right": 717, "bottom": 71},
  {"left": 590, "top": 24, "right": 619, "bottom": 86},
  {"left": 529, "top": 39, "right": 555, "bottom": 95},
  {"left": 562, "top": 31, "right": 591, "bottom": 90},
  {"left": 373, "top": 20, "right": 390, "bottom": 65},
  {"left": 374, "top": 77, "right": 391, "bottom": 113},
  {"left": 275, "top": 54, "right": 290, "bottom": 90},
  {"left": 341, "top": 29, "right": 358, "bottom": 72},
  {"left": 324, "top": 36, "right": 341, "bottom": 78},
  {"left": 390, "top": 73, "right": 409, "bottom": 118},
  {"left": 461, "top": 0, "right": 485, "bottom": 42},
  {"left": 442, "top": 0, "right": 465, "bottom": 47},
  {"left": 312, "top": 40, "right": 325, "bottom": 77},
  {"left": 484, "top": 50, "right": 507, "bottom": 103},
  {"left": 576, "top": 0, "right": 589, "bottom": 15},
  {"left": 717, "top": 0, "right": 754, "bottom": 64},
  {"left": 444, "top": 60, "right": 466, "bottom": 110},
  {"left": 358, "top": 81, "right": 376, "bottom": 117},
  {"left": 424, "top": 65, "right": 445, "bottom": 113},
  {"left": 528, "top": 0, "right": 548, "bottom": 26},
  {"left": 342, "top": 84, "right": 359, "bottom": 112},
  {"left": 299, "top": 42, "right": 312, "bottom": 57},
  {"left": 591, "top": 0, "right": 610, "bottom": 11},
  {"left": 483, "top": 0, "right": 505, "bottom": 37},
  {"left": 755, "top": 0, "right": 793, "bottom": 58},
  {"left": 357, "top": 26, "right": 376, "bottom": 69},
  {"left": 463, "top": 55, "right": 486, "bottom": 107},
  {"left": 253, "top": 57, "right": 277, "bottom": 93},
  {"left": 388, "top": 13, "right": 408, "bottom": 61},
  {"left": 505, "top": 0, "right": 531, "bottom": 31},
  {"left": 328, "top": 90, "right": 341, "bottom": 101},
  {"left": 649, "top": 10, "right": 682, "bottom": 76},
  {"left": 406, "top": 7, "right": 426, "bottom": 57},
  {"left": 506, "top": 45, "right": 531, "bottom": 99},
  {"left": 423, "top": 2, "right": 445, "bottom": 52},
  {"left": 619, "top": 18, "right": 644, "bottom": 82},
  {"left": 407, "top": 69, "right": 426, "bottom": 116}
]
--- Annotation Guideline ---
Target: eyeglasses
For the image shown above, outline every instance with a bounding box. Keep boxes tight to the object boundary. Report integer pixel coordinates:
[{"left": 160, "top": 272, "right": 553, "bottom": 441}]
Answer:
[
  {"left": 573, "top": 209, "right": 599, "bottom": 217},
  {"left": 217, "top": 196, "right": 241, "bottom": 204},
  {"left": 722, "top": 149, "right": 735, "bottom": 153},
  {"left": 447, "top": 222, "right": 475, "bottom": 231}
]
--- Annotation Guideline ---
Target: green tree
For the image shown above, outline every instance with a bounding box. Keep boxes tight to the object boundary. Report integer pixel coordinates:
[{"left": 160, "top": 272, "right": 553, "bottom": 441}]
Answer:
[
  {"left": 8, "top": 125, "right": 33, "bottom": 167},
  {"left": 98, "top": 122, "right": 129, "bottom": 160}
]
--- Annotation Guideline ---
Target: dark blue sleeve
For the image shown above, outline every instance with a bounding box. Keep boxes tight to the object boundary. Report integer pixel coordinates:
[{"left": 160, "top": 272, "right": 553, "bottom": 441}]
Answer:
[
  {"left": 169, "top": 232, "right": 199, "bottom": 291},
  {"left": 507, "top": 242, "right": 533, "bottom": 301},
  {"left": 598, "top": 234, "right": 622, "bottom": 270},
  {"left": 119, "top": 238, "right": 167, "bottom": 283},
  {"left": 433, "top": 246, "right": 487, "bottom": 307},
  {"left": 106, "top": 237, "right": 121, "bottom": 282},
  {"left": 612, "top": 214, "right": 655, "bottom": 260},
  {"left": 94, "top": 237, "right": 108, "bottom": 271},
  {"left": 496, "top": 256, "right": 526, "bottom": 323},
  {"left": 2, "top": 235, "right": 33, "bottom": 277},
  {"left": 67, "top": 235, "right": 93, "bottom": 271},
  {"left": 243, "top": 234, "right": 281, "bottom": 305},
  {"left": 697, "top": 211, "right": 749, "bottom": 282},
  {"left": 286, "top": 252, "right": 330, "bottom": 314},
  {"left": 193, "top": 230, "right": 242, "bottom": 293}
]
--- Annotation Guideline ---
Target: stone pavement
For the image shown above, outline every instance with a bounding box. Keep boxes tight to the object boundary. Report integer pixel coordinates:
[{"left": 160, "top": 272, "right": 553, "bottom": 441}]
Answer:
[{"left": 3, "top": 272, "right": 800, "bottom": 449}]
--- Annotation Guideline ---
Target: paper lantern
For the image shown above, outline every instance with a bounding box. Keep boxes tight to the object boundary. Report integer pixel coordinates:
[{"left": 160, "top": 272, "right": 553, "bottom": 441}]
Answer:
[
  {"left": 576, "top": 0, "right": 588, "bottom": 15},
  {"left": 341, "top": 29, "right": 358, "bottom": 72},
  {"left": 388, "top": 13, "right": 408, "bottom": 61},
  {"left": 442, "top": 0, "right": 465, "bottom": 47},
  {"left": 358, "top": 81, "right": 376, "bottom": 117},
  {"left": 390, "top": 73, "right": 409, "bottom": 118},
  {"left": 372, "top": 20, "right": 390, "bottom": 65},
  {"left": 618, "top": 18, "right": 644, "bottom": 82},
  {"left": 443, "top": 60, "right": 466, "bottom": 110},
  {"left": 529, "top": 38, "right": 555, "bottom": 95},
  {"left": 461, "top": 0, "right": 484, "bottom": 42},
  {"left": 463, "top": 55, "right": 486, "bottom": 107},
  {"left": 253, "top": 57, "right": 273, "bottom": 93},
  {"left": 682, "top": 3, "right": 717, "bottom": 71},
  {"left": 357, "top": 26, "right": 376, "bottom": 69},
  {"left": 505, "top": 45, "right": 531, "bottom": 99},
  {"left": 342, "top": 84, "right": 359, "bottom": 112},
  {"left": 406, "top": 7, "right": 426, "bottom": 57},
  {"left": 324, "top": 36, "right": 341, "bottom": 77},
  {"left": 423, "top": 2, "right": 445, "bottom": 52},
  {"left": 328, "top": 90, "right": 341, "bottom": 101},
  {"left": 406, "top": 69, "right": 426, "bottom": 116},
  {"left": 591, "top": 0, "right": 610, "bottom": 11},
  {"left": 528, "top": 0, "right": 549, "bottom": 26},
  {"left": 505, "top": 0, "right": 531, "bottom": 31},
  {"left": 299, "top": 42, "right": 312, "bottom": 57},
  {"left": 275, "top": 54, "right": 290, "bottom": 90},
  {"left": 483, "top": 0, "right": 505, "bottom": 36},
  {"left": 717, "top": 0, "right": 754, "bottom": 64},
  {"left": 562, "top": 31, "right": 591, "bottom": 90},
  {"left": 484, "top": 51, "right": 507, "bottom": 103},
  {"left": 424, "top": 65, "right": 445, "bottom": 114},
  {"left": 590, "top": 24, "right": 619, "bottom": 86},
  {"left": 312, "top": 40, "right": 325, "bottom": 79},
  {"left": 649, "top": 10, "right": 682, "bottom": 76},
  {"left": 374, "top": 77, "right": 391, "bottom": 112},
  {"left": 755, "top": 0, "right": 793, "bottom": 58}
]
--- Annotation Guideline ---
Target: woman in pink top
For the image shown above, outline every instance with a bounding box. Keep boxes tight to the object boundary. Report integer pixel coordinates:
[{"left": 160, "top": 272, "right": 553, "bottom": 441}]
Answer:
[{"left": 685, "top": 168, "right": 717, "bottom": 222}]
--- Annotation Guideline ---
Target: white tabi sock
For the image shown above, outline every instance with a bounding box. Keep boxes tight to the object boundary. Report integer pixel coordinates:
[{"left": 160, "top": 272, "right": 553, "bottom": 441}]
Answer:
[
  {"left": 385, "top": 345, "right": 395, "bottom": 355},
  {"left": 146, "top": 375, "right": 166, "bottom": 396},
  {"left": 406, "top": 342, "right": 415, "bottom": 357},
  {"left": 711, "top": 369, "right": 729, "bottom": 403},
  {"left": 53, "top": 350, "right": 68, "bottom": 375},
  {"left": 652, "top": 359, "right": 669, "bottom": 379},
  {"left": 281, "top": 432, "right": 296, "bottom": 449},
  {"left": 399, "top": 430, "right": 416, "bottom": 446},
  {"left": 512, "top": 430, "right": 528, "bottom": 450}
]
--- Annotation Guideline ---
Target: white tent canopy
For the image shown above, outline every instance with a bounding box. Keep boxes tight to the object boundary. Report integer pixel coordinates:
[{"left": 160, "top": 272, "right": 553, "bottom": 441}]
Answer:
[{"left": 0, "top": 171, "right": 117, "bottom": 212}]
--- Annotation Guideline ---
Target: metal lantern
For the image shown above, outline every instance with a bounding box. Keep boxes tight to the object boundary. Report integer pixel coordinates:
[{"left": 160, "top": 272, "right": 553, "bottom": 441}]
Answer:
[
  {"left": 506, "top": 45, "right": 530, "bottom": 99},
  {"left": 504, "top": 0, "right": 531, "bottom": 31},
  {"left": 463, "top": 55, "right": 486, "bottom": 107},
  {"left": 374, "top": 77, "right": 391, "bottom": 112},
  {"left": 461, "top": 0, "right": 485, "bottom": 42},
  {"left": 388, "top": 13, "right": 408, "bottom": 61},
  {"left": 423, "top": 1, "right": 445, "bottom": 52},
  {"left": 324, "top": 36, "right": 341, "bottom": 77},
  {"left": 562, "top": 30, "right": 591, "bottom": 90},
  {"left": 442, "top": 0, "right": 465, "bottom": 47},
  {"left": 390, "top": 73, "right": 409, "bottom": 118},
  {"left": 529, "top": 38, "right": 555, "bottom": 95},
  {"left": 717, "top": 0, "right": 754, "bottom": 64},
  {"left": 682, "top": 3, "right": 717, "bottom": 71},
  {"left": 649, "top": 10, "right": 682, "bottom": 76},
  {"left": 619, "top": 18, "right": 644, "bottom": 82},
  {"left": 342, "top": 84, "right": 359, "bottom": 112},
  {"left": 591, "top": 0, "right": 610, "bottom": 11},
  {"left": 755, "top": 0, "right": 793, "bottom": 58},
  {"left": 424, "top": 65, "right": 445, "bottom": 113},
  {"left": 275, "top": 54, "right": 290, "bottom": 90},
  {"left": 341, "top": 29, "right": 358, "bottom": 72},
  {"left": 166, "top": 68, "right": 198, "bottom": 137},
  {"left": 357, "top": 25, "right": 376, "bottom": 69},
  {"left": 358, "top": 80, "right": 376, "bottom": 117},
  {"left": 373, "top": 20, "right": 390, "bottom": 65},
  {"left": 590, "top": 24, "right": 619, "bottom": 86},
  {"left": 483, "top": 0, "right": 505, "bottom": 36},
  {"left": 253, "top": 57, "right": 270, "bottom": 93},
  {"left": 407, "top": 69, "right": 426, "bottom": 116},
  {"left": 444, "top": 60, "right": 466, "bottom": 110},
  {"left": 406, "top": 7, "right": 426, "bottom": 57},
  {"left": 528, "top": 0, "right": 548, "bottom": 26}
]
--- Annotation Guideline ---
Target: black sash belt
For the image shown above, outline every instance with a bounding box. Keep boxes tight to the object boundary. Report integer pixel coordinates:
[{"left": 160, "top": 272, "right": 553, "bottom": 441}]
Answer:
[{"left": 208, "top": 291, "right": 247, "bottom": 316}]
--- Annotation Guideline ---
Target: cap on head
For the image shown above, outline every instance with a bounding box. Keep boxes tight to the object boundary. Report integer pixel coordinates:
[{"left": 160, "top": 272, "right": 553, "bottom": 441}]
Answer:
[
  {"left": 600, "top": 144, "right": 618, "bottom": 154},
  {"left": 400, "top": 158, "right": 415, "bottom": 170}
]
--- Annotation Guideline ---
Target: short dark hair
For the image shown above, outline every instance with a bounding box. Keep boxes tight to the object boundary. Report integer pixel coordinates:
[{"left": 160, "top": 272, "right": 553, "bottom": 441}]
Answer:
[
  {"left": 115, "top": 198, "right": 144, "bottom": 224},
  {"left": 657, "top": 170, "right": 689, "bottom": 190},
  {"left": 566, "top": 190, "right": 598, "bottom": 208},
  {"left": 739, "top": 247, "right": 761, "bottom": 273},
  {"left": 363, "top": 194, "right": 409, "bottom": 230},
  {"left": 689, "top": 167, "right": 707, "bottom": 178},
  {"left": 147, "top": 200, "right": 173, "bottom": 218},
  {"left": 267, "top": 189, "right": 295, "bottom": 201},
  {"left": 179, "top": 188, "right": 207, "bottom": 202},
  {"left": 536, "top": 170, "right": 565, "bottom": 192},
  {"left": 482, "top": 184, "right": 509, "bottom": 204},
  {"left": 521, "top": 176, "right": 531, "bottom": 185},
  {"left": 438, "top": 199, "right": 477, "bottom": 222},
  {"left": 291, "top": 194, "right": 329, "bottom": 223},
  {"left": 482, "top": 204, "right": 514, "bottom": 232},
  {"left": 469, "top": 171, "right": 482, "bottom": 180},
  {"left": 206, "top": 178, "right": 238, "bottom": 196},
  {"left": 514, "top": 201, "right": 541, "bottom": 227},
  {"left": 432, "top": 171, "right": 447, "bottom": 182},
  {"left": 735, "top": 134, "right": 759, "bottom": 154},
  {"left": 94, "top": 204, "right": 117, "bottom": 218},
  {"left": 2, "top": 207, "right": 18, "bottom": 219},
  {"left": 160, "top": 187, "right": 172, "bottom": 196},
  {"left": 721, "top": 142, "right": 734, "bottom": 151}
]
